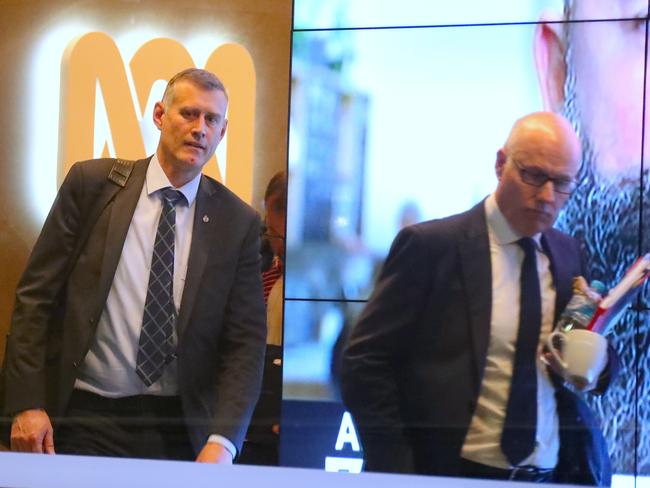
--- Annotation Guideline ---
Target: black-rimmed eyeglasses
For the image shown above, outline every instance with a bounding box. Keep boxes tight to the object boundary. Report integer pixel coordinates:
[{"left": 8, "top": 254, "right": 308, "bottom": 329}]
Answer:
[{"left": 512, "top": 159, "right": 577, "bottom": 195}]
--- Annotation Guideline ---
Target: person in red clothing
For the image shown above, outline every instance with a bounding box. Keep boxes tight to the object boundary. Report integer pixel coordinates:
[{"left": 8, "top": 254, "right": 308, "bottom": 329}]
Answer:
[{"left": 261, "top": 172, "right": 287, "bottom": 309}]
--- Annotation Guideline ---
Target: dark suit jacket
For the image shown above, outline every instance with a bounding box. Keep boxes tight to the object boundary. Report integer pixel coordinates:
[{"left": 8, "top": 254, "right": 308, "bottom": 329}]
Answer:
[
  {"left": 3, "top": 157, "right": 267, "bottom": 454},
  {"left": 341, "top": 201, "right": 612, "bottom": 486}
]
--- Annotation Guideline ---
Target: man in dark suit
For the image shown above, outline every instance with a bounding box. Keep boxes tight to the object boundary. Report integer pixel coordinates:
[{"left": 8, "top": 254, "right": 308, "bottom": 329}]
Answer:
[
  {"left": 3, "top": 68, "right": 266, "bottom": 463},
  {"left": 341, "top": 112, "right": 614, "bottom": 485}
]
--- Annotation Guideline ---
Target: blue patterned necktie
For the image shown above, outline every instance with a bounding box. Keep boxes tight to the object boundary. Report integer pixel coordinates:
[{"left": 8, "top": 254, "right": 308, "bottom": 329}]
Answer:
[
  {"left": 136, "top": 187, "right": 185, "bottom": 387},
  {"left": 501, "top": 237, "right": 542, "bottom": 466}
]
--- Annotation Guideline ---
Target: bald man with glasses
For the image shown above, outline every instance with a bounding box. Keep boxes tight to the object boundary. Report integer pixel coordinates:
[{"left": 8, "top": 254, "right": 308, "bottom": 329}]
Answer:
[{"left": 341, "top": 112, "right": 616, "bottom": 486}]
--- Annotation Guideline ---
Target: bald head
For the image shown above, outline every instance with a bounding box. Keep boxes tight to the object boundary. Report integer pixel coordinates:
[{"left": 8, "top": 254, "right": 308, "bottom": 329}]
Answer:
[
  {"left": 504, "top": 112, "right": 582, "bottom": 169},
  {"left": 495, "top": 112, "right": 581, "bottom": 237}
]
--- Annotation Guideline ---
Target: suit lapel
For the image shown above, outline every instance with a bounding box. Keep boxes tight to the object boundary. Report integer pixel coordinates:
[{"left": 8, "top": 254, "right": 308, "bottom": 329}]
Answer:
[
  {"left": 458, "top": 201, "right": 492, "bottom": 392},
  {"left": 94, "top": 159, "right": 148, "bottom": 316},
  {"left": 176, "top": 176, "right": 224, "bottom": 339},
  {"left": 541, "top": 231, "right": 572, "bottom": 324}
]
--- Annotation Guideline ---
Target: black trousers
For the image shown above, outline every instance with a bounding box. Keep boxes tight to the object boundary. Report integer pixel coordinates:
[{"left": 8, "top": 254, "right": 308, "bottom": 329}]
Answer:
[{"left": 56, "top": 389, "right": 194, "bottom": 461}]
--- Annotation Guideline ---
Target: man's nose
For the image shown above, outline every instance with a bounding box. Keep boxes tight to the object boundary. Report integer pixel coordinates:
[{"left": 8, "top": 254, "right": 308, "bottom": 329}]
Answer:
[
  {"left": 537, "top": 180, "right": 556, "bottom": 203},
  {"left": 191, "top": 116, "right": 207, "bottom": 138}
]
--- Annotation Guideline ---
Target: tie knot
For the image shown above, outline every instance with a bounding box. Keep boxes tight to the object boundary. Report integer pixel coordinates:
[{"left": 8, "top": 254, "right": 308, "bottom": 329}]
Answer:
[
  {"left": 517, "top": 237, "right": 537, "bottom": 256},
  {"left": 161, "top": 188, "right": 185, "bottom": 207}
]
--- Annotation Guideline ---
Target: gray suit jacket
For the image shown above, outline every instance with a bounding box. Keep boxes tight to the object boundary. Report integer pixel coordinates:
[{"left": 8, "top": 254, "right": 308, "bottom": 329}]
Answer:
[
  {"left": 3, "top": 157, "right": 267, "bottom": 453},
  {"left": 341, "top": 200, "right": 612, "bottom": 485}
]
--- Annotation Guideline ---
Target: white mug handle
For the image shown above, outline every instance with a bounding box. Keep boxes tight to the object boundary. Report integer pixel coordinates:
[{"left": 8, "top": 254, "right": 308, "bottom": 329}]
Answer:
[{"left": 546, "top": 331, "right": 569, "bottom": 372}]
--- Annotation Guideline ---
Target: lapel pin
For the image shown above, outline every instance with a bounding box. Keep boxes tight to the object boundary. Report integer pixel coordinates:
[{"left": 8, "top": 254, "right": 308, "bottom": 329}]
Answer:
[{"left": 203, "top": 215, "right": 210, "bottom": 223}]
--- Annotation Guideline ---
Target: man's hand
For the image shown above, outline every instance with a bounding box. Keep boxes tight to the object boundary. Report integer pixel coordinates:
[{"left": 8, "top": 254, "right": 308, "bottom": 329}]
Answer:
[
  {"left": 10, "top": 409, "right": 55, "bottom": 454},
  {"left": 195, "top": 442, "right": 233, "bottom": 464},
  {"left": 542, "top": 350, "right": 592, "bottom": 391}
]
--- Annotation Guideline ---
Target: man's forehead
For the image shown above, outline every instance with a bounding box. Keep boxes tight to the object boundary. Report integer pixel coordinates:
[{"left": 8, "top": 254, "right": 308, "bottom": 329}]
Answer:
[{"left": 176, "top": 104, "right": 225, "bottom": 118}]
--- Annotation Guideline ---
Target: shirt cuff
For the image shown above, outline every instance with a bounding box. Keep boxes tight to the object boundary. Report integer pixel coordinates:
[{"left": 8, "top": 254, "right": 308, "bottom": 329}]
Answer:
[{"left": 207, "top": 434, "right": 237, "bottom": 459}]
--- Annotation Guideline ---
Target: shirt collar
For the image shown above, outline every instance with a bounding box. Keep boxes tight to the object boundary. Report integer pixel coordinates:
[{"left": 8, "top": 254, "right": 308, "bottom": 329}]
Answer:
[
  {"left": 145, "top": 153, "right": 201, "bottom": 206},
  {"left": 485, "top": 193, "right": 542, "bottom": 248}
]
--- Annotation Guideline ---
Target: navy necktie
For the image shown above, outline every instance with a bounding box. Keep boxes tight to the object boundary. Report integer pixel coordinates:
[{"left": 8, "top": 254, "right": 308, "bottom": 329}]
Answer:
[
  {"left": 136, "top": 187, "right": 185, "bottom": 387},
  {"left": 501, "top": 237, "right": 542, "bottom": 466}
]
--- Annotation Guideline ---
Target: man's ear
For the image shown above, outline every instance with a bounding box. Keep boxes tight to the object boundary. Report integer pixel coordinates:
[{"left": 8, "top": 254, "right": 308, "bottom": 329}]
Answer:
[
  {"left": 495, "top": 149, "right": 507, "bottom": 179},
  {"left": 153, "top": 101, "right": 165, "bottom": 130},
  {"left": 220, "top": 118, "right": 228, "bottom": 139},
  {"left": 534, "top": 14, "right": 567, "bottom": 112}
]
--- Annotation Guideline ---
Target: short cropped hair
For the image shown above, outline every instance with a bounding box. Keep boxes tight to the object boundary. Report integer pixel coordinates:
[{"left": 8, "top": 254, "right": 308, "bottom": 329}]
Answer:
[{"left": 161, "top": 68, "right": 228, "bottom": 107}]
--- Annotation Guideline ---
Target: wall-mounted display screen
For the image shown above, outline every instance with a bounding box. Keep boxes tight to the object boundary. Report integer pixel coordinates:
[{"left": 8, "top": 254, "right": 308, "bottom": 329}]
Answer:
[{"left": 283, "top": 1, "right": 649, "bottom": 485}]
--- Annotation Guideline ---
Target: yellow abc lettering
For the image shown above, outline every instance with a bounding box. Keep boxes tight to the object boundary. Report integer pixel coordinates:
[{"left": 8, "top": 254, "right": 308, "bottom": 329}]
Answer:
[{"left": 59, "top": 32, "right": 256, "bottom": 202}]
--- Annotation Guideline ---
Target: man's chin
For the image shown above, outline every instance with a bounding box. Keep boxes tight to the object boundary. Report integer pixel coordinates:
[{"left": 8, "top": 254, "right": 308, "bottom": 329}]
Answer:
[
  {"left": 180, "top": 145, "right": 209, "bottom": 160},
  {"left": 178, "top": 154, "right": 209, "bottom": 168}
]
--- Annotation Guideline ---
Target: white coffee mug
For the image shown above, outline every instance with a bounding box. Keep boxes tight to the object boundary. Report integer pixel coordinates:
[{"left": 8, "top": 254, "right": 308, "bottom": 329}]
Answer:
[{"left": 546, "top": 329, "right": 608, "bottom": 389}]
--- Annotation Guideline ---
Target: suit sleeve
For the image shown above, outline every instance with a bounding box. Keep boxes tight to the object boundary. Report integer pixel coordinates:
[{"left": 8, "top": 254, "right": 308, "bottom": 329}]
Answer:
[
  {"left": 340, "top": 225, "right": 432, "bottom": 473},
  {"left": 4, "top": 163, "right": 86, "bottom": 415},
  {"left": 207, "top": 214, "right": 267, "bottom": 454}
]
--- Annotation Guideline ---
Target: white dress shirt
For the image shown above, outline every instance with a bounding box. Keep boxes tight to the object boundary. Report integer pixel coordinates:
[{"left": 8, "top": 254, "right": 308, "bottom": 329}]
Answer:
[
  {"left": 460, "top": 194, "right": 559, "bottom": 469},
  {"left": 75, "top": 155, "right": 197, "bottom": 396}
]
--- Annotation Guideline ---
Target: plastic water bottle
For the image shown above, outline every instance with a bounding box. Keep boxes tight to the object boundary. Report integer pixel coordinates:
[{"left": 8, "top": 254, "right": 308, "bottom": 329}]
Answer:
[{"left": 556, "top": 278, "right": 606, "bottom": 332}]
